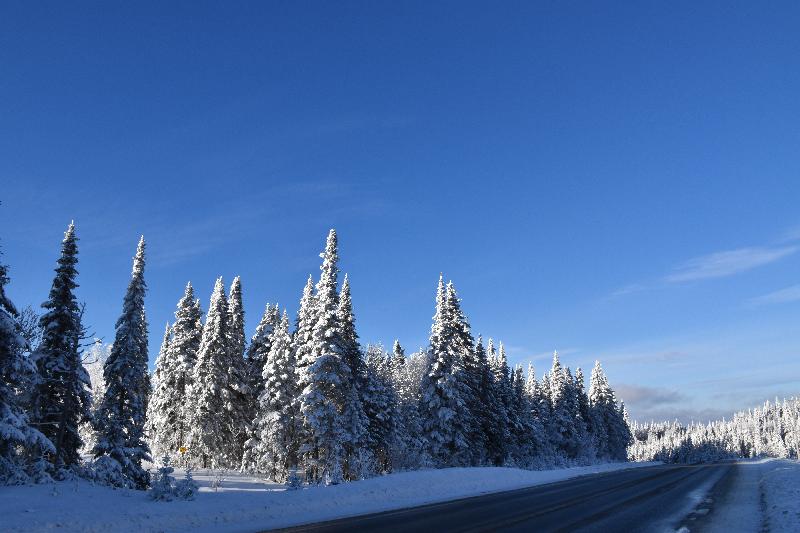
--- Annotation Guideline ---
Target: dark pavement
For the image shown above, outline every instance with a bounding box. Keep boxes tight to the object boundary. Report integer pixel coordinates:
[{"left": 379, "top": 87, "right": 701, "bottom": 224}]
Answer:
[{"left": 275, "top": 463, "right": 735, "bottom": 533}]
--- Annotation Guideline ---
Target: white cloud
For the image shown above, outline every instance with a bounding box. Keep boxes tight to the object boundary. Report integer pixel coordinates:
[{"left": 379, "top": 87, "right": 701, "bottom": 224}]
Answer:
[
  {"left": 747, "top": 284, "right": 800, "bottom": 306},
  {"left": 665, "top": 246, "right": 797, "bottom": 283}
]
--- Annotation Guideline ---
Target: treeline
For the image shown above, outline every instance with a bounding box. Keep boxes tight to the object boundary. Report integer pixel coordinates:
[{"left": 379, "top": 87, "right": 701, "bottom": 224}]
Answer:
[
  {"left": 629, "top": 397, "right": 800, "bottom": 464},
  {"left": 1, "top": 224, "right": 631, "bottom": 489}
]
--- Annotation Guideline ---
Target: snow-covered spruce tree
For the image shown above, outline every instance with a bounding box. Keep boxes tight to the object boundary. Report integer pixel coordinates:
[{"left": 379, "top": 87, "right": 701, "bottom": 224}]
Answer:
[
  {"left": 362, "top": 345, "right": 395, "bottom": 473},
  {"left": 0, "top": 241, "right": 54, "bottom": 485},
  {"left": 418, "top": 275, "right": 471, "bottom": 467},
  {"left": 547, "top": 351, "right": 580, "bottom": 460},
  {"left": 510, "top": 365, "right": 532, "bottom": 463},
  {"left": 525, "top": 363, "right": 555, "bottom": 464},
  {"left": 443, "top": 282, "right": 482, "bottom": 466},
  {"left": 588, "top": 360, "right": 630, "bottom": 460},
  {"left": 563, "top": 367, "right": 590, "bottom": 461},
  {"left": 227, "top": 277, "right": 246, "bottom": 363},
  {"left": 244, "top": 305, "right": 279, "bottom": 416},
  {"left": 336, "top": 274, "right": 370, "bottom": 479},
  {"left": 31, "top": 222, "right": 92, "bottom": 473},
  {"left": 145, "top": 323, "right": 174, "bottom": 459},
  {"left": 249, "top": 311, "right": 298, "bottom": 480},
  {"left": 487, "top": 339, "right": 513, "bottom": 464},
  {"left": 573, "top": 367, "right": 596, "bottom": 460},
  {"left": 297, "top": 229, "right": 360, "bottom": 484},
  {"left": 187, "top": 278, "right": 243, "bottom": 468},
  {"left": 390, "top": 340, "right": 405, "bottom": 382},
  {"left": 474, "top": 336, "right": 506, "bottom": 466},
  {"left": 147, "top": 282, "right": 203, "bottom": 461},
  {"left": 240, "top": 303, "right": 280, "bottom": 472},
  {"left": 225, "top": 276, "right": 251, "bottom": 465},
  {"left": 388, "top": 342, "right": 429, "bottom": 471},
  {"left": 293, "top": 275, "right": 316, "bottom": 379},
  {"left": 93, "top": 236, "right": 152, "bottom": 489}
]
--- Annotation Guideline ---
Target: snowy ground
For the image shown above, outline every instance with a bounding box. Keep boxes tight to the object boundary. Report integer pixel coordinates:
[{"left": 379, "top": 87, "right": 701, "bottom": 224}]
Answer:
[
  {"left": 1, "top": 462, "right": 657, "bottom": 533},
  {"left": 688, "top": 458, "right": 800, "bottom": 533}
]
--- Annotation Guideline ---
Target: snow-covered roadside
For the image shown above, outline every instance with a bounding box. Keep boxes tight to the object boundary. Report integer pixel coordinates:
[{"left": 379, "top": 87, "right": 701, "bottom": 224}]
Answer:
[
  {"left": 0, "top": 462, "right": 658, "bottom": 533},
  {"left": 761, "top": 459, "right": 800, "bottom": 532},
  {"left": 688, "top": 458, "right": 800, "bottom": 533}
]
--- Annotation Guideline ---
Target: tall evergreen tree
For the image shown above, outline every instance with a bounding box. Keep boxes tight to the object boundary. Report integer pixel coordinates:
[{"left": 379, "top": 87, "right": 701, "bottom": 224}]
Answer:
[
  {"left": 227, "top": 277, "right": 246, "bottom": 361},
  {"left": 187, "top": 278, "right": 238, "bottom": 468},
  {"left": 155, "top": 283, "right": 202, "bottom": 458},
  {"left": 248, "top": 311, "right": 298, "bottom": 480},
  {"left": 0, "top": 241, "right": 53, "bottom": 484},
  {"left": 525, "top": 363, "right": 554, "bottom": 462},
  {"left": 419, "top": 276, "right": 471, "bottom": 467},
  {"left": 146, "top": 322, "right": 175, "bottom": 459},
  {"left": 240, "top": 303, "right": 280, "bottom": 471},
  {"left": 298, "top": 229, "right": 359, "bottom": 484},
  {"left": 336, "top": 273, "right": 369, "bottom": 478},
  {"left": 93, "top": 236, "right": 152, "bottom": 489},
  {"left": 488, "top": 340, "right": 514, "bottom": 463},
  {"left": 245, "top": 304, "right": 280, "bottom": 416},
  {"left": 31, "top": 223, "right": 91, "bottom": 472},
  {"left": 573, "top": 367, "right": 594, "bottom": 458},
  {"left": 293, "top": 275, "right": 317, "bottom": 375},
  {"left": 588, "top": 360, "right": 631, "bottom": 460},
  {"left": 475, "top": 336, "right": 506, "bottom": 465},
  {"left": 444, "top": 282, "right": 481, "bottom": 465},
  {"left": 362, "top": 345, "right": 396, "bottom": 473},
  {"left": 548, "top": 351, "right": 580, "bottom": 458},
  {"left": 225, "top": 276, "right": 250, "bottom": 465}
]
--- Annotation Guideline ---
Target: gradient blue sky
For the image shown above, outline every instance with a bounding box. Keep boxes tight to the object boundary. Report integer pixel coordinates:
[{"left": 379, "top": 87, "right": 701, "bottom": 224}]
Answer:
[{"left": 2, "top": 2, "right": 800, "bottom": 423}]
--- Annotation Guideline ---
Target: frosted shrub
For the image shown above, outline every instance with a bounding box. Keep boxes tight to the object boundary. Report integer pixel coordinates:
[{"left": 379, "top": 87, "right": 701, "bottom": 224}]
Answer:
[
  {"left": 148, "top": 455, "right": 199, "bottom": 501},
  {"left": 173, "top": 467, "right": 199, "bottom": 500},
  {"left": 149, "top": 455, "right": 176, "bottom": 501}
]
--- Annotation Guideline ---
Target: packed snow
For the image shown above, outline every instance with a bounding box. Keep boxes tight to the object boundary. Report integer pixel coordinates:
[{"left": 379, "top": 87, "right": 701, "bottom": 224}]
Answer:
[
  {"left": 684, "top": 458, "right": 800, "bottom": 533},
  {"left": 0, "top": 462, "right": 657, "bottom": 533}
]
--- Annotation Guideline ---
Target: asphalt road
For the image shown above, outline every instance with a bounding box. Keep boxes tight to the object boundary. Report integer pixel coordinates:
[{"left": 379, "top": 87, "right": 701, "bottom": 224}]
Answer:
[{"left": 275, "top": 463, "right": 735, "bottom": 533}]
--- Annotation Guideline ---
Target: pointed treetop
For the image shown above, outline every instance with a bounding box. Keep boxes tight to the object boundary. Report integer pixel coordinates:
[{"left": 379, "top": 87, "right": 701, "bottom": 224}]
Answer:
[
  {"left": 320, "top": 228, "right": 338, "bottom": 261},
  {"left": 391, "top": 339, "right": 405, "bottom": 363},
  {"left": 552, "top": 350, "right": 561, "bottom": 369},
  {"left": 436, "top": 274, "right": 445, "bottom": 303},
  {"left": 210, "top": 277, "right": 226, "bottom": 305},
  {"left": 341, "top": 273, "right": 351, "bottom": 298},
  {"left": 132, "top": 235, "right": 146, "bottom": 276},
  {"left": 487, "top": 337, "right": 496, "bottom": 359}
]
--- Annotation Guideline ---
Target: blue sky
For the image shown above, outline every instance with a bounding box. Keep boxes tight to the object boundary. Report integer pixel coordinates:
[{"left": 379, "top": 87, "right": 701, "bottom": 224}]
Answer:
[{"left": 2, "top": 2, "right": 800, "bottom": 423}]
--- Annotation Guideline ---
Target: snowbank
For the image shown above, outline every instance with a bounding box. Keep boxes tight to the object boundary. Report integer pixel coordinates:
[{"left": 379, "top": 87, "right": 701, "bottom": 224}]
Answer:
[
  {"left": 761, "top": 459, "right": 800, "bottom": 532},
  {"left": 0, "top": 462, "right": 657, "bottom": 532},
  {"left": 690, "top": 458, "right": 800, "bottom": 533}
]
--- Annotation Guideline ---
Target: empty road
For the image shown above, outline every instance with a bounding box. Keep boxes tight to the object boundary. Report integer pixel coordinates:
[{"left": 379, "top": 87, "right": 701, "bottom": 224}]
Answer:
[{"left": 276, "top": 463, "right": 735, "bottom": 532}]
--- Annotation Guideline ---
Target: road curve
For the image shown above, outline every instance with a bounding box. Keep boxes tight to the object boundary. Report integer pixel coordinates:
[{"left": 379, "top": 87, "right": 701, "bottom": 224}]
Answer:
[{"left": 273, "top": 463, "right": 735, "bottom": 533}]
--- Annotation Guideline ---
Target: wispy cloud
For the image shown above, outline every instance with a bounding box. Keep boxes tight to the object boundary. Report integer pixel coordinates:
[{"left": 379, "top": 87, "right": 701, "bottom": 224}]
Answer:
[
  {"left": 609, "top": 283, "right": 647, "bottom": 297},
  {"left": 664, "top": 245, "right": 797, "bottom": 283},
  {"left": 615, "top": 384, "right": 685, "bottom": 407},
  {"left": 779, "top": 225, "right": 800, "bottom": 243},
  {"left": 747, "top": 284, "right": 800, "bottom": 307}
]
